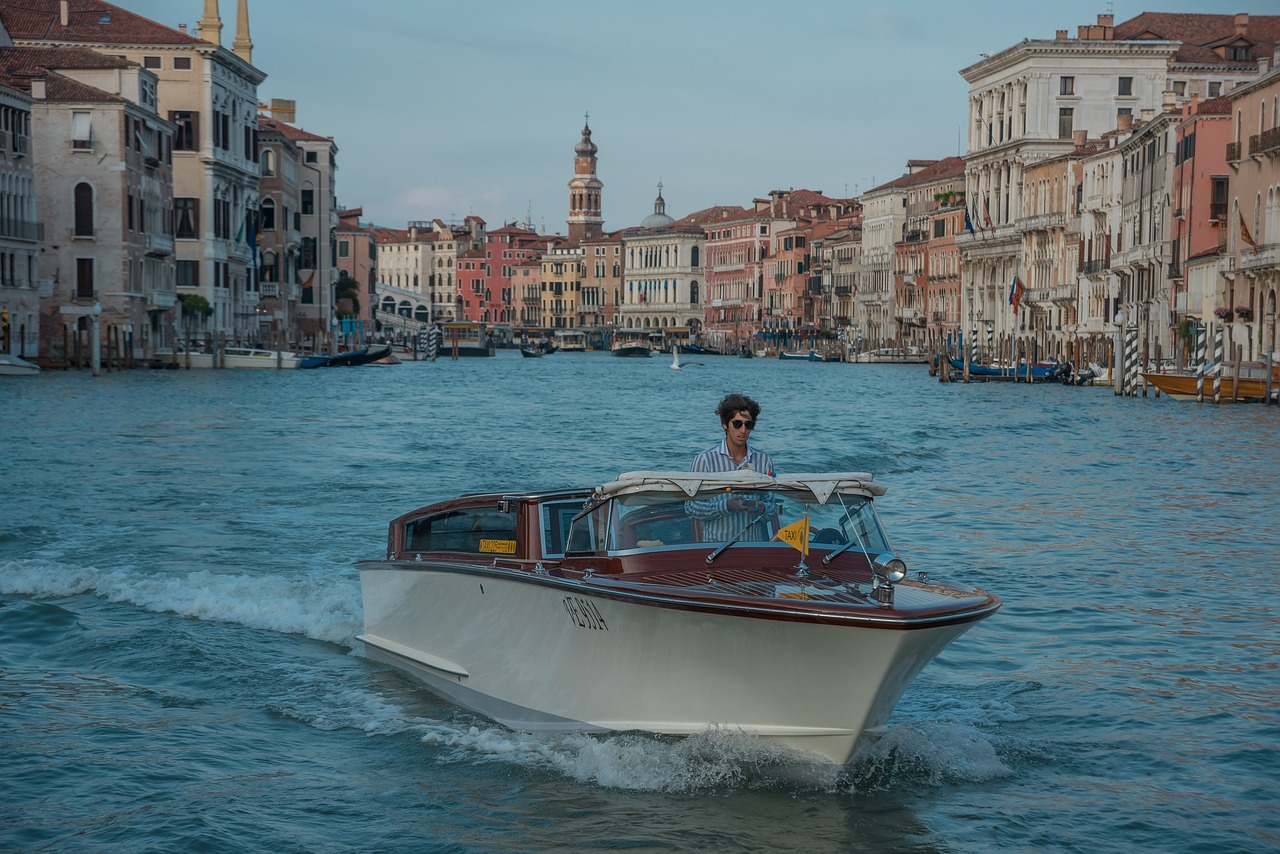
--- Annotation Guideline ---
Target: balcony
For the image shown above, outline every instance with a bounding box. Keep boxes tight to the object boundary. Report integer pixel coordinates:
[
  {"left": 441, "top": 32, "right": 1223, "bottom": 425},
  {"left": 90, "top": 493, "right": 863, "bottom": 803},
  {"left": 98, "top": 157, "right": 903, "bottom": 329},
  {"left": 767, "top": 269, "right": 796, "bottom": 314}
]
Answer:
[
  {"left": 1021, "top": 212, "right": 1065, "bottom": 232},
  {"left": 0, "top": 219, "right": 39, "bottom": 241},
  {"left": 1239, "top": 242, "right": 1278, "bottom": 272},
  {"left": 1050, "top": 284, "right": 1075, "bottom": 303},
  {"left": 1079, "top": 258, "right": 1108, "bottom": 276},
  {"left": 145, "top": 232, "right": 174, "bottom": 257},
  {"left": 834, "top": 285, "right": 851, "bottom": 296},
  {"left": 145, "top": 289, "right": 176, "bottom": 311},
  {"left": 1226, "top": 141, "right": 1240, "bottom": 164},
  {"left": 260, "top": 282, "right": 280, "bottom": 297},
  {"left": 1249, "top": 126, "right": 1280, "bottom": 157}
]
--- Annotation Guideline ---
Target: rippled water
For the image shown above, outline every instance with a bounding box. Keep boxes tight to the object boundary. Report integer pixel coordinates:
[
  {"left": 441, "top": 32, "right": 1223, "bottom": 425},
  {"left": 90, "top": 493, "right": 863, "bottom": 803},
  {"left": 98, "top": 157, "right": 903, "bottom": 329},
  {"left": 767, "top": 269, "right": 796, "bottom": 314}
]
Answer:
[{"left": 2, "top": 354, "right": 1277, "bottom": 852}]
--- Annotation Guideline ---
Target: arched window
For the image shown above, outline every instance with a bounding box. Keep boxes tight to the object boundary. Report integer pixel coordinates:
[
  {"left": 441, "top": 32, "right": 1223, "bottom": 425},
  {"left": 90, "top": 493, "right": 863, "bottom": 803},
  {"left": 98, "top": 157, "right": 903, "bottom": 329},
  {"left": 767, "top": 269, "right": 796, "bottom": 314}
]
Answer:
[
  {"left": 300, "top": 237, "right": 316, "bottom": 269},
  {"left": 261, "top": 149, "right": 276, "bottom": 177},
  {"left": 690, "top": 246, "right": 700, "bottom": 268},
  {"left": 260, "top": 198, "right": 276, "bottom": 230},
  {"left": 260, "top": 250, "right": 278, "bottom": 282},
  {"left": 74, "top": 182, "right": 94, "bottom": 236},
  {"left": 690, "top": 281, "right": 699, "bottom": 303}
]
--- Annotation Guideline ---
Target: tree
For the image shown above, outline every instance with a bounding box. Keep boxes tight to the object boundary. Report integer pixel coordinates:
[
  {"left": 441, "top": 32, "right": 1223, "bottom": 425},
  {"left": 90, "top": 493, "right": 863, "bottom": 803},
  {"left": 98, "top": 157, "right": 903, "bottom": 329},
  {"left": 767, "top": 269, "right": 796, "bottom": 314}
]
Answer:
[
  {"left": 335, "top": 271, "right": 361, "bottom": 317},
  {"left": 177, "top": 293, "right": 212, "bottom": 328}
]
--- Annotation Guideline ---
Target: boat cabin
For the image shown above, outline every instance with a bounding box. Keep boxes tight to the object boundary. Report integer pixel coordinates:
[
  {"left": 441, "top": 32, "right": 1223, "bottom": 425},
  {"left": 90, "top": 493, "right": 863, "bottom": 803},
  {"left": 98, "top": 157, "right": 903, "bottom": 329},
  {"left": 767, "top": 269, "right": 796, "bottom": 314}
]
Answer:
[{"left": 384, "top": 471, "right": 895, "bottom": 578}]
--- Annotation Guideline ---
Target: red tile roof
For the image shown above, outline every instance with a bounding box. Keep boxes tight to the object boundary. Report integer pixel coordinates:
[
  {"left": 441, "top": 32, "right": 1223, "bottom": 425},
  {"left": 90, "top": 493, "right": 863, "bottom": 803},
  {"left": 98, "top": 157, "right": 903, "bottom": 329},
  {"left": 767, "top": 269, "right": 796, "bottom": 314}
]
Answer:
[
  {"left": 258, "top": 116, "right": 332, "bottom": 143},
  {"left": 866, "top": 156, "right": 966, "bottom": 194},
  {"left": 0, "top": 0, "right": 207, "bottom": 46},
  {"left": 0, "top": 47, "right": 129, "bottom": 102},
  {"left": 1114, "top": 12, "right": 1280, "bottom": 66},
  {"left": 0, "top": 44, "right": 134, "bottom": 70}
]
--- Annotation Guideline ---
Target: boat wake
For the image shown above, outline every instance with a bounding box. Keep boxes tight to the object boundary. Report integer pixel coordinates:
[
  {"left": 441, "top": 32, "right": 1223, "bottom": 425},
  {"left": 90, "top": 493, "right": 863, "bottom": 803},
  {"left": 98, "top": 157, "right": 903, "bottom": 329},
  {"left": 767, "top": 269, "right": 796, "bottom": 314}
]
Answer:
[{"left": 0, "top": 557, "right": 362, "bottom": 645}]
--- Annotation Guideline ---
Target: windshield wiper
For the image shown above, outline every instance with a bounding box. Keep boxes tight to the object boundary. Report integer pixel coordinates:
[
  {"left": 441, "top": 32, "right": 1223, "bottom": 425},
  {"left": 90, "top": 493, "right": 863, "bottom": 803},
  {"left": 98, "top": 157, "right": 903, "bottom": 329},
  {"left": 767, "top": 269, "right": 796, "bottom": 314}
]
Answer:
[
  {"left": 821, "top": 538, "right": 860, "bottom": 565},
  {"left": 706, "top": 509, "right": 771, "bottom": 565}
]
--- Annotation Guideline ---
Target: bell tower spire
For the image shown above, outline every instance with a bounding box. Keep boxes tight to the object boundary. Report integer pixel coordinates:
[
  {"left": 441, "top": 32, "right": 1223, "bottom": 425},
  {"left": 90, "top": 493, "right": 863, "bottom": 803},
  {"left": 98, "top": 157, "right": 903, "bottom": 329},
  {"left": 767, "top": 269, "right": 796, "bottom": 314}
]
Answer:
[
  {"left": 232, "top": 0, "right": 253, "bottom": 63},
  {"left": 198, "top": 0, "right": 223, "bottom": 47},
  {"left": 567, "top": 114, "right": 603, "bottom": 242}
]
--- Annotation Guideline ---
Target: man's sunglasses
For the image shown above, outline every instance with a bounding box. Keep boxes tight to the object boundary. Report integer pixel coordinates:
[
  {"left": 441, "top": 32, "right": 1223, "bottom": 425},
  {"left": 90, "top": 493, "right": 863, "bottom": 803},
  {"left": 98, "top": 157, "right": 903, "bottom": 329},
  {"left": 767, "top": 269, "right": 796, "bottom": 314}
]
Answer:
[{"left": 730, "top": 419, "right": 756, "bottom": 430}]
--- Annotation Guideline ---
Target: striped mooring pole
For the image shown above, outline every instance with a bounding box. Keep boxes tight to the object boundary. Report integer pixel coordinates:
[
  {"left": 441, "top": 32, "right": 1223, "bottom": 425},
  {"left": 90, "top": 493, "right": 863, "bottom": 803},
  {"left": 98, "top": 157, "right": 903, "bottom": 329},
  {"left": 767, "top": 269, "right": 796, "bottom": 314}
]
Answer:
[
  {"left": 1212, "top": 327, "right": 1224, "bottom": 404},
  {"left": 1124, "top": 325, "right": 1140, "bottom": 396}
]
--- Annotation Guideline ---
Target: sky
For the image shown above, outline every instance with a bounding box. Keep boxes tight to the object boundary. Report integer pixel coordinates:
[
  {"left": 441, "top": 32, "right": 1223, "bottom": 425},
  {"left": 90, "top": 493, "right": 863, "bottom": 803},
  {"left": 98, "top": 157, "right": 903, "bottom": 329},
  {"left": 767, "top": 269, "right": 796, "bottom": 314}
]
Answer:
[{"left": 121, "top": 0, "right": 1232, "bottom": 234}]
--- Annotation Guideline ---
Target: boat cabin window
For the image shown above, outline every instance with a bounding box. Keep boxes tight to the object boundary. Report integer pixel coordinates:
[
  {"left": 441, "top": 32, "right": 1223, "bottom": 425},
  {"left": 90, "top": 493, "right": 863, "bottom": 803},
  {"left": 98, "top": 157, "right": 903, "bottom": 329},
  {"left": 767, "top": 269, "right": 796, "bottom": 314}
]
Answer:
[
  {"left": 404, "top": 506, "right": 517, "bottom": 555},
  {"left": 569, "top": 490, "right": 892, "bottom": 554},
  {"left": 540, "top": 499, "right": 587, "bottom": 558}
]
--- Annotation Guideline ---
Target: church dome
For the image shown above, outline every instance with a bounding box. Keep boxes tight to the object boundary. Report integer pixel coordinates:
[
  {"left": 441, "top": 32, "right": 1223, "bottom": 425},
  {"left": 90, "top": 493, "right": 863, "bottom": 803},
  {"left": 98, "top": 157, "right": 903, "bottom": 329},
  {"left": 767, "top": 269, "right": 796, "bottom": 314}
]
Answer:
[
  {"left": 640, "top": 183, "right": 674, "bottom": 228},
  {"left": 574, "top": 123, "right": 597, "bottom": 156}
]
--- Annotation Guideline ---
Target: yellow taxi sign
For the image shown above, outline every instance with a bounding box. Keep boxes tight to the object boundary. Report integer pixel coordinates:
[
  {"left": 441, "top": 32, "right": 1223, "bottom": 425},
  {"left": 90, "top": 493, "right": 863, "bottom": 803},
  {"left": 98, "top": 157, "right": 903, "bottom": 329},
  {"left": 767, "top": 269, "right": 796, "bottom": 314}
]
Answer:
[{"left": 479, "top": 538, "right": 517, "bottom": 554}]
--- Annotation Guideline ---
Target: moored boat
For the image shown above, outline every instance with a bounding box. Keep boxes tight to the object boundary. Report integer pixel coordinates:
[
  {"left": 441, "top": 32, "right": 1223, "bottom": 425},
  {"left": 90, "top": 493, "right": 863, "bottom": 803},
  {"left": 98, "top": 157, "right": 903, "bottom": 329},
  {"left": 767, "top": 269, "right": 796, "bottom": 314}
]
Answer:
[
  {"left": 0, "top": 353, "right": 40, "bottom": 376},
  {"left": 779, "top": 349, "right": 830, "bottom": 362},
  {"left": 175, "top": 346, "right": 301, "bottom": 369},
  {"left": 299, "top": 343, "right": 394, "bottom": 368},
  {"left": 1143, "top": 360, "right": 1279, "bottom": 402},
  {"left": 355, "top": 470, "right": 1000, "bottom": 764},
  {"left": 947, "top": 356, "right": 1070, "bottom": 381}
]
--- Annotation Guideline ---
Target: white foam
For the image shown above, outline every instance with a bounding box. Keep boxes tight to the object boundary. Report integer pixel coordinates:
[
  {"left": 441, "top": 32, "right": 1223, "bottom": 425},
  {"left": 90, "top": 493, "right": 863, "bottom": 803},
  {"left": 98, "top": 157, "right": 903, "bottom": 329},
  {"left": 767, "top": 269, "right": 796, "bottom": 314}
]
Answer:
[{"left": 0, "top": 557, "right": 362, "bottom": 645}]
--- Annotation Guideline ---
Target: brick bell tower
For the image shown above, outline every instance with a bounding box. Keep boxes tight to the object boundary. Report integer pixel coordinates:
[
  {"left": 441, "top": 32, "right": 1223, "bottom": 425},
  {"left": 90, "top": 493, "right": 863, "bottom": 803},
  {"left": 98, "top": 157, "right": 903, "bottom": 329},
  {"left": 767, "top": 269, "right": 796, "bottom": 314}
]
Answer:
[{"left": 567, "top": 115, "right": 603, "bottom": 242}]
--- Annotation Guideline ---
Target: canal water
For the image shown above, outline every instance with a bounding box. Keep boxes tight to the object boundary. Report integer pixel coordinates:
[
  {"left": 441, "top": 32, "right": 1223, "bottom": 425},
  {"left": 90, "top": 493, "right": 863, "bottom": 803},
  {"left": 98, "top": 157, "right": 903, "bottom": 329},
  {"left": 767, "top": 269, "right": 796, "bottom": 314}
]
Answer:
[{"left": 2, "top": 353, "right": 1277, "bottom": 853}]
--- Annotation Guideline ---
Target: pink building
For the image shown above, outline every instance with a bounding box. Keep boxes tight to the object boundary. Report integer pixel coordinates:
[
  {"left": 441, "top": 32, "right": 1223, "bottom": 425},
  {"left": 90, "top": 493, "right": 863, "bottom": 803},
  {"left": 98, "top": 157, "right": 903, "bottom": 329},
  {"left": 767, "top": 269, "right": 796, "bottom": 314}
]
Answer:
[{"left": 1171, "top": 96, "right": 1232, "bottom": 337}]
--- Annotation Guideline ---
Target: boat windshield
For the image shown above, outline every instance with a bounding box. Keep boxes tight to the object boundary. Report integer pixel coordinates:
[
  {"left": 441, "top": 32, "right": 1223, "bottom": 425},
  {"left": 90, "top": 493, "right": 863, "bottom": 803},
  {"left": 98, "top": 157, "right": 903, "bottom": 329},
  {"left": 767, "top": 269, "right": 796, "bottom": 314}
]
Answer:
[{"left": 568, "top": 488, "right": 891, "bottom": 554}]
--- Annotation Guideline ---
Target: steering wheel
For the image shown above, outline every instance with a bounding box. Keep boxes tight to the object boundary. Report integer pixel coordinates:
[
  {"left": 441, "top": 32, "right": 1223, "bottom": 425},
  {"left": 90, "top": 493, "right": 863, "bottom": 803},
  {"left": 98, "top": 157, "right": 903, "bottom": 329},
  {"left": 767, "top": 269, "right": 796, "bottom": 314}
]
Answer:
[{"left": 812, "top": 527, "right": 844, "bottom": 544}]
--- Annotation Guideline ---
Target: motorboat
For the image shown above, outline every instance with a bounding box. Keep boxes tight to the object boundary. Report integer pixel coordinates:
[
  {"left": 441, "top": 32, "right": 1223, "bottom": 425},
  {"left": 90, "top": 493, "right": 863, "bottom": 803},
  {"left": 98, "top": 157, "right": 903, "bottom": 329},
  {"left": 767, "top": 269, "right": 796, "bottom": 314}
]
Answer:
[
  {"left": 779, "top": 349, "right": 830, "bottom": 362},
  {"left": 355, "top": 470, "right": 1000, "bottom": 765},
  {"left": 1142, "top": 360, "right": 1279, "bottom": 402},
  {"left": 0, "top": 353, "right": 40, "bottom": 376},
  {"left": 851, "top": 347, "right": 928, "bottom": 364},
  {"left": 611, "top": 329, "right": 652, "bottom": 358},
  {"left": 176, "top": 346, "right": 301, "bottom": 369}
]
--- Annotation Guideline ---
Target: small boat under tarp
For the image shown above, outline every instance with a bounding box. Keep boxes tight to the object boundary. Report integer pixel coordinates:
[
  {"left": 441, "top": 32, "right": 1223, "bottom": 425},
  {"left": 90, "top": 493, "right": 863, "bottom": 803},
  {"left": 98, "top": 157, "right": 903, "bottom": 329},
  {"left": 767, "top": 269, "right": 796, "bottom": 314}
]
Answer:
[{"left": 299, "top": 343, "right": 394, "bottom": 368}]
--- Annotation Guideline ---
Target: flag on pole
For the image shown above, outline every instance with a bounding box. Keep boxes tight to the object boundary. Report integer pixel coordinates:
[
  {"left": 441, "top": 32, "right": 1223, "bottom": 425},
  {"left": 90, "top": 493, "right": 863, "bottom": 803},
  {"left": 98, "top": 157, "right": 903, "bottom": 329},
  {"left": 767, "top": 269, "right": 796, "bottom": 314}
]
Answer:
[
  {"left": 234, "top": 217, "right": 244, "bottom": 244},
  {"left": 773, "top": 515, "right": 810, "bottom": 556},
  {"left": 964, "top": 208, "right": 976, "bottom": 235},
  {"left": 1009, "top": 275, "right": 1026, "bottom": 312},
  {"left": 1239, "top": 210, "right": 1258, "bottom": 251},
  {"left": 300, "top": 271, "right": 315, "bottom": 289},
  {"left": 982, "top": 198, "right": 994, "bottom": 230},
  {"left": 247, "top": 218, "right": 259, "bottom": 269}
]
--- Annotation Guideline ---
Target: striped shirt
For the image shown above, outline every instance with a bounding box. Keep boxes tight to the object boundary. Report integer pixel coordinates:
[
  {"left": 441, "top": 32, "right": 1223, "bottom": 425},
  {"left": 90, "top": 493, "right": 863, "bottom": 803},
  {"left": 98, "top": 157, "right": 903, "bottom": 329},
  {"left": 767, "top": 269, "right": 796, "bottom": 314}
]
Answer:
[{"left": 687, "top": 440, "right": 777, "bottom": 542}]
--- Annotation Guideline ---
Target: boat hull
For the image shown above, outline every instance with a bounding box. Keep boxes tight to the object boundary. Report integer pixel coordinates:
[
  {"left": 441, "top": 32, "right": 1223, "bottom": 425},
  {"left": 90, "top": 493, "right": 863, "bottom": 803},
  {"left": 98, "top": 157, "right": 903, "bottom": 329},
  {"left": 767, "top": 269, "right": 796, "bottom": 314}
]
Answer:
[
  {"left": 611, "top": 345, "right": 652, "bottom": 357},
  {"left": 1142, "top": 371, "right": 1276, "bottom": 402},
  {"left": 0, "top": 353, "right": 40, "bottom": 376},
  {"left": 358, "top": 564, "right": 983, "bottom": 764},
  {"left": 176, "top": 348, "right": 301, "bottom": 369}
]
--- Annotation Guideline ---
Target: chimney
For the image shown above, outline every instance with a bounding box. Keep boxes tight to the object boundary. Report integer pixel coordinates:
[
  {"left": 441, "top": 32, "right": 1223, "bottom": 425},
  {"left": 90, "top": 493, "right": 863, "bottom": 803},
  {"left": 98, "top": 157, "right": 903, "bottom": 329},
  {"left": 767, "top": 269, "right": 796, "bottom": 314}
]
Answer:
[
  {"left": 1073, "top": 130, "right": 1087, "bottom": 151},
  {"left": 59, "top": 0, "right": 68, "bottom": 27},
  {"left": 1118, "top": 113, "right": 1133, "bottom": 132},
  {"left": 31, "top": 79, "right": 46, "bottom": 99},
  {"left": 1098, "top": 14, "right": 1114, "bottom": 27},
  {"left": 1056, "top": 29, "right": 1069, "bottom": 40},
  {"left": 1140, "top": 108, "right": 1155, "bottom": 122},
  {"left": 178, "top": 23, "right": 187, "bottom": 34},
  {"left": 1235, "top": 13, "right": 1249, "bottom": 36},
  {"left": 1162, "top": 90, "right": 1177, "bottom": 112}
]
